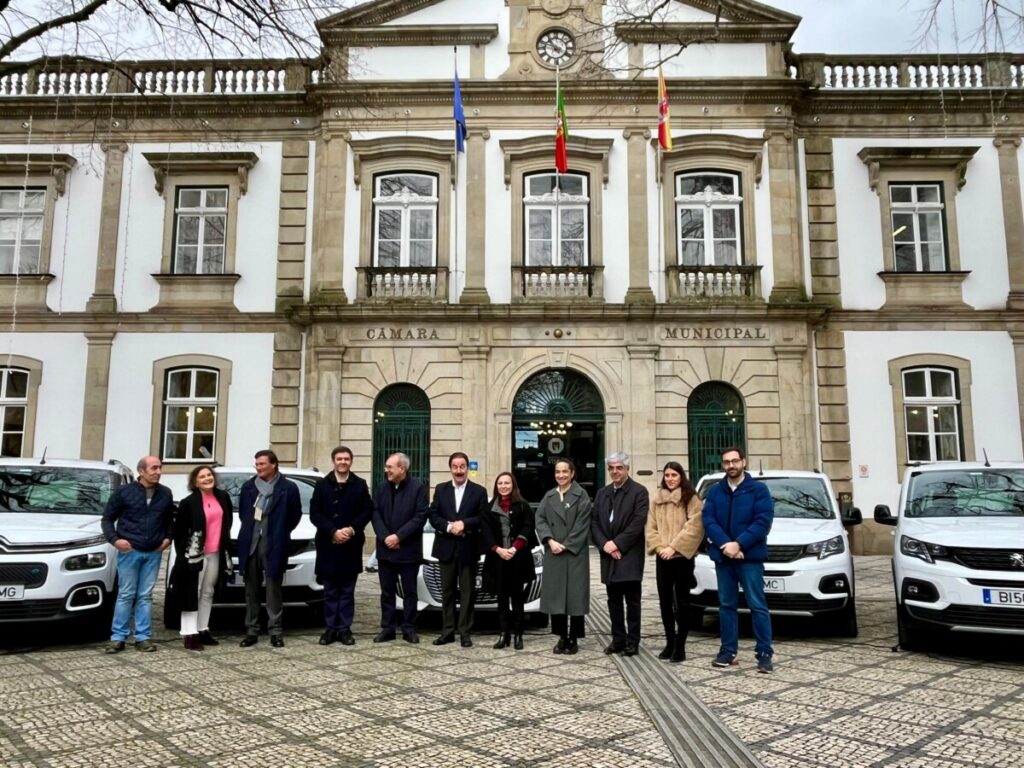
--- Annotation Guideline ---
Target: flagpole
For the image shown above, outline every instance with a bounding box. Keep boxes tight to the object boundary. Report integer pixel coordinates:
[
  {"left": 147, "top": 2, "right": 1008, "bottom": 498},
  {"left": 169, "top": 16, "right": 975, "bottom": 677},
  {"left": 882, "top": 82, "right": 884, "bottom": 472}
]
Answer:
[
  {"left": 453, "top": 45, "right": 460, "bottom": 301},
  {"left": 555, "top": 65, "right": 561, "bottom": 269}
]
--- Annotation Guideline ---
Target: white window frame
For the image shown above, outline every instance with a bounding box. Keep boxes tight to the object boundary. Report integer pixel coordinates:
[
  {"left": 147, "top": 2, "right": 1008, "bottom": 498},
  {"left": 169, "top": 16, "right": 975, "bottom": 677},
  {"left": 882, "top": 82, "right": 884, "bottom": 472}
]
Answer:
[
  {"left": 523, "top": 172, "right": 590, "bottom": 267},
  {"left": 902, "top": 366, "right": 962, "bottom": 463},
  {"left": 172, "top": 186, "right": 228, "bottom": 275},
  {"left": 890, "top": 183, "right": 947, "bottom": 272},
  {"left": 0, "top": 188, "right": 45, "bottom": 274},
  {"left": 0, "top": 367, "right": 29, "bottom": 457},
  {"left": 162, "top": 367, "right": 220, "bottom": 463},
  {"left": 372, "top": 173, "right": 438, "bottom": 268},
  {"left": 675, "top": 171, "right": 742, "bottom": 267}
]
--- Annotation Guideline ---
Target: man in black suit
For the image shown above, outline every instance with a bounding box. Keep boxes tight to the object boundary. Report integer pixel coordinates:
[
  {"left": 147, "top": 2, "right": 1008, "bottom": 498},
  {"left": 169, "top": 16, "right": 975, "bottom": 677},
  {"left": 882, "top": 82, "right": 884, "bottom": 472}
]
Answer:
[
  {"left": 371, "top": 452, "right": 429, "bottom": 644},
  {"left": 428, "top": 451, "right": 488, "bottom": 647},
  {"left": 592, "top": 452, "right": 650, "bottom": 657}
]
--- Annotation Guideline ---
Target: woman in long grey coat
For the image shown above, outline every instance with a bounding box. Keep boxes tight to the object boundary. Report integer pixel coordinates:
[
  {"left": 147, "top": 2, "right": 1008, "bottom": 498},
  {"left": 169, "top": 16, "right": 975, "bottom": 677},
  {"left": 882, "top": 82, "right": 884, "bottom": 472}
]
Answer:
[{"left": 535, "top": 459, "right": 592, "bottom": 654}]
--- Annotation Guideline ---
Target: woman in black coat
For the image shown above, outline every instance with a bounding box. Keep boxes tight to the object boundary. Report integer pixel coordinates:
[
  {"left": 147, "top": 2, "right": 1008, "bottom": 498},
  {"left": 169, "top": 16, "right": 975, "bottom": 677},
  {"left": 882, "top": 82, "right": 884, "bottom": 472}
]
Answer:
[
  {"left": 169, "top": 465, "right": 233, "bottom": 650},
  {"left": 480, "top": 471, "right": 537, "bottom": 650}
]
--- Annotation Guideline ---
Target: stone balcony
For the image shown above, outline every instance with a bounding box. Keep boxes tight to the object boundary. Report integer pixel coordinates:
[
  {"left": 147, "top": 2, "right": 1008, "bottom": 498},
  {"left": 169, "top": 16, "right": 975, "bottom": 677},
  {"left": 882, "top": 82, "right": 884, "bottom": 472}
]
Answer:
[
  {"left": 357, "top": 266, "right": 449, "bottom": 302},
  {"left": 666, "top": 265, "right": 763, "bottom": 302},
  {"left": 512, "top": 266, "right": 603, "bottom": 303}
]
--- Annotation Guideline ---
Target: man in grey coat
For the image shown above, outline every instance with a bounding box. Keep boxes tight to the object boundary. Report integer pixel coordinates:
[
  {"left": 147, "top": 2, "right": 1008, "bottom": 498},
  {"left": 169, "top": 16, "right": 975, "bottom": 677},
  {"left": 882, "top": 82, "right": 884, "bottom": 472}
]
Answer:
[{"left": 592, "top": 452, "right": 650, "bottom": 656}]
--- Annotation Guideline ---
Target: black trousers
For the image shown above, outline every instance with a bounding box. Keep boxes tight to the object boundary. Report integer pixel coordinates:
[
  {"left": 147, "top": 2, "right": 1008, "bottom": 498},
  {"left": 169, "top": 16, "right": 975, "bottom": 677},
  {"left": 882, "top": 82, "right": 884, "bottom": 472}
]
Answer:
[
  {"left": 656, "top": 556, "right": 695, "bottom": 642},
  {"left": 439, "top": 559, "right": 477, "bottom": 637},
  {"left": 606, "top": 580, "right": 642, "bottom": 645},
  {"left": 496, "top": 581, "right": 526, "bottom": 634},
  {"left": 550, "top": 613, "right": 586, "bottom": 639},
  {"left": 378, "top": 560, "right": 419, "bottom": 633},
  {"left": 322, "top": 573, "right": 358, "bottom": 632}
]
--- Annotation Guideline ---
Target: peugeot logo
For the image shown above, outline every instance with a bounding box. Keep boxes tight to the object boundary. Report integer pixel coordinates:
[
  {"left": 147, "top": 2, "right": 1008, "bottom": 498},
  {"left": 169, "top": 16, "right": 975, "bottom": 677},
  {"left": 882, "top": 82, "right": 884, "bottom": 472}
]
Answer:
[{"left": 1011, "top": 553, "right": 1024, "bottom": 569}]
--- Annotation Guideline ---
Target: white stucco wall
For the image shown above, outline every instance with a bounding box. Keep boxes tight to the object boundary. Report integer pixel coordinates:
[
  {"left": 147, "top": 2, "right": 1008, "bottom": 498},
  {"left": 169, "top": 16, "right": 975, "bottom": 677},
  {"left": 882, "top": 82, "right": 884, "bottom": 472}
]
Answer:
[
  {"left": 114, "top": 142, "right": 282, "bottom": 313},
  {"left": 834, "top": 137, "right": 1008, "bottom": 310},
  {"left": 844, "top": 330, "right": 1023, "bottom": 514},
  {"left": 103, "top": 333, "right": 275, "bottom": 469},
  {"left": 0, "top": 333, "right": 88, "bottom": 459}
]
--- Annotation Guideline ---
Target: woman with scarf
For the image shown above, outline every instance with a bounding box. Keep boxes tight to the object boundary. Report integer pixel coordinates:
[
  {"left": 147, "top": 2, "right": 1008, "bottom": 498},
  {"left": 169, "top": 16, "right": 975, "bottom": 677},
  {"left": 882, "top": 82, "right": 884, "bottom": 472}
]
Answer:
[
  {"left": 645, "top": 461, "right": 703, "bottom": 663},
  {"left": 481, "top": 471, "right": 536, "bottom": 650},
  {"left": 170, "top": 465, "right": 233, "bottom": 650},
  {"left": 535, "top": 459, "right": 592, "bottom": 655}
]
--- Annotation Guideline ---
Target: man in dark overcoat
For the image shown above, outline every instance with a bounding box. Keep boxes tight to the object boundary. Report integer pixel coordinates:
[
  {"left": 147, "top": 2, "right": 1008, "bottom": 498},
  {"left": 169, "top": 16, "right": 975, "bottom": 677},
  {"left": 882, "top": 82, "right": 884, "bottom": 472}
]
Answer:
[
  {"left": 428, "top": 451, "right": 488, "bottom": 647},
  {"left": 371, "top": 452, "right": 429, "bottom": 644},
  {"left": 237, "top": 449, "right": 302, "bottom": 648},
  {"left": 310, "top": 445, "right": 374, "bottom": 646},
  {"left": 592, "top": 452, "right": 650, "bottom": 656}
]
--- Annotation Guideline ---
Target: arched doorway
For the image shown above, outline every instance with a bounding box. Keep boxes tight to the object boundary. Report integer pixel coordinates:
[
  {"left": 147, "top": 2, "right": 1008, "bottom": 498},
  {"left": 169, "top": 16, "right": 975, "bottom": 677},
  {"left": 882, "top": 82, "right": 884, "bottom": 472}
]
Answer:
[
  {"left": 512, "top": 369, "right": 604, "bottom": 502},
  {"left": 372, "top": 384, "right": 430, "bottom": 487},
  {"left": 687, "top": 382, "right": 745, "bottom": 480}
]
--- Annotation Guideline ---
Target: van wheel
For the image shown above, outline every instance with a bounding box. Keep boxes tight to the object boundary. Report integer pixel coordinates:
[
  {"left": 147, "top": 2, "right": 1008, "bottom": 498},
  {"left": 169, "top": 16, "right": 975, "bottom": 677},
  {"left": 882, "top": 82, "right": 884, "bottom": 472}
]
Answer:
[
  {"left": 896, "top": 603, "right": 924, "bottom": 651},
  {"left": 837, "top": 600, "right": 858, "bottom": 638}
]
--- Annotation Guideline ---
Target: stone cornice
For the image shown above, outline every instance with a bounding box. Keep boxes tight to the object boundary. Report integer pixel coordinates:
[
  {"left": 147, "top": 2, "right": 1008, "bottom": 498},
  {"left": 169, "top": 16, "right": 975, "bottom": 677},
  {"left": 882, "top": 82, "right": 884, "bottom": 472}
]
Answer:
[
  {"left": 347, "top": 136, "right": 456, "bottom": 188},
  {"left": 322, "top": 24, "right": 499, "bottom": 47},
  {"left": 316, "top": 0, "right": 441, "bottom": 30},
  {"left": 856, "top": 146, "right": 979, "bottom": 191},
  {"left": 499, "top": 135, "right": 614, "bottom": 187},
  {"left": 141, "top": 151, "right": 259, "bottom": 195},
  {"left": 614, "top": 22, "right": 797, "bottom": 44},
  {"left": 0, "top": 153, "right": 77, "bottom": 195},
  {"left": 650, "top": 133, "right": 765, "bottom": 185}
]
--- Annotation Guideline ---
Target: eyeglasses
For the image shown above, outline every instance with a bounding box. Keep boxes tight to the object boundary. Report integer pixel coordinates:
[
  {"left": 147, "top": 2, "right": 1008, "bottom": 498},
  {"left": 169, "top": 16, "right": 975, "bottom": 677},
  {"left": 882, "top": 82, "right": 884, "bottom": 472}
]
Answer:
[{"left": 722, "top": 458, "right": 744, "bottom": 466}]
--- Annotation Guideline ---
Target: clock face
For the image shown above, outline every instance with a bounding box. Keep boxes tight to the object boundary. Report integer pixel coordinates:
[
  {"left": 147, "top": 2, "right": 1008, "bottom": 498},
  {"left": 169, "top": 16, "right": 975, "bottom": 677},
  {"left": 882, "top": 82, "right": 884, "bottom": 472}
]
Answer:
[{"left": 536, "top": 29, "right": 576, "bottom": 67}]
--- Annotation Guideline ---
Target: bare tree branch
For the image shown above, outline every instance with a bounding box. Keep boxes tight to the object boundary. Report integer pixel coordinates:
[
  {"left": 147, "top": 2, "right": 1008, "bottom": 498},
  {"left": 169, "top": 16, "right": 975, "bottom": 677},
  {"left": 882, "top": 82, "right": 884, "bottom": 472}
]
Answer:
[{"left": 0, "top": 0, "right": 110, "bottom": 61}]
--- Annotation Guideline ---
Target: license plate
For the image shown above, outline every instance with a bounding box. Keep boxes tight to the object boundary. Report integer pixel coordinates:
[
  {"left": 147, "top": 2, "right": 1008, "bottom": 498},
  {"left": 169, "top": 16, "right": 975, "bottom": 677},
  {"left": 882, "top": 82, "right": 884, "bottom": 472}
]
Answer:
[
  {"left": 0, "top": 584, "right": 25, "bottom": 600},
  {"left": 763, "top": 578, "right": 786, "bottom": 592},
  {"left": 983, "top": 588, "right": 1024, "bottom": 606}
]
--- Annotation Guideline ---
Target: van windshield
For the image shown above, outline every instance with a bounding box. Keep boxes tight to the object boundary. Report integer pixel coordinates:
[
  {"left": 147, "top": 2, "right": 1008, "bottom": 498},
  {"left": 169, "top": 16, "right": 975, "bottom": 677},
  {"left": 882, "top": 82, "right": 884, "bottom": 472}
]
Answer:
[
  {"left": 907, "top": 468, "right": 1024, "bottom": 517},
  {"left": 0, "top": 466, "right": 121, "bottom": 515},
  {"left": 761, "top": 477, "right": 835, "bottom": 519},
  {"left": 215, "top": 472, "right": 315, "bottom": 514}
]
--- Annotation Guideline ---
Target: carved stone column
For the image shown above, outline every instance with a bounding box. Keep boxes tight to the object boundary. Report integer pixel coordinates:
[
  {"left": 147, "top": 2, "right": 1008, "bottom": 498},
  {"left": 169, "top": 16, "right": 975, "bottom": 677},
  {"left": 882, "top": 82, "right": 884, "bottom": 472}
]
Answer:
[
  {"left": 80, "top": 332, "right": 115, "bottom": 459},
  {"left": 626, "top": 342, "right": 658, "bottom": 473},
  {"left": 623, "top": 128, "right": 655, "bottom": 304},
  {"left": 995, "top": 137, "right": 1024, "bottom": 309},
  {"left": 774, "top": 343, "right": 814, "bottom": 469},
  {"left": 1011, "top": 331, "right": 1024, "bottom": 446},
  {"left": 310, "top": 132, "right": 349, "bottom": 303},
  {"left": 461, "top": 129, "right": 491, "bottom": 304},
  {"left": 86, "top": 143, "right": 128, "bottom": 313},
  {"left": 459, "top": 342, "right": 491, "bottom": 474},
  {"left": 302, "top": 327, "right": 345, "bottom": 466},
  {"left": 765, "top": 129, "right": 806, "bottom": 303}
]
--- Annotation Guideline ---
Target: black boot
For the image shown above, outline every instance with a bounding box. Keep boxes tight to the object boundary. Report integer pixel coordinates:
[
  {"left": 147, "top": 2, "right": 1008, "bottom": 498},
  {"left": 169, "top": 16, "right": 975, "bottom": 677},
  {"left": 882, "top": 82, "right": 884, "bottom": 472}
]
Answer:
[
  {"left": 658, "top": 634, "right": 675, "bottom": 660},
  {"left": 670, "top": 635, "right": 687, "bottom": 663},
  {"left": 565, "top": 635, "right": 579, "bottom": 655},
  {"left": 553, "top": 635, "right": 567, "bottom": 654},
  {"left": 493, "top": 633, "right": 511, "bottom": 649},
  {"left": 513, "top": 633, "right": 524, "bottom": 650}
]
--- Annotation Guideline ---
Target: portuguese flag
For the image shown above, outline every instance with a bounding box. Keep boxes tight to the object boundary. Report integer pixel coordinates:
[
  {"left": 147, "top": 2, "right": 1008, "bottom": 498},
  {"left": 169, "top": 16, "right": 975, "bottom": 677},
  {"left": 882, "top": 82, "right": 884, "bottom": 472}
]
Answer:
[{"left": 555, "top": 75, "right": 568, "bottom": 173}]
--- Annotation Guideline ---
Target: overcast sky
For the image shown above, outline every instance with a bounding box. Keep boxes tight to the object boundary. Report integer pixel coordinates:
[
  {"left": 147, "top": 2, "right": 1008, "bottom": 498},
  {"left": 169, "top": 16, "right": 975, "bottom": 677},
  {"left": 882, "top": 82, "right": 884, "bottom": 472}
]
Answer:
[{"left": 773, "top": 0, "right": 1010, "bottom": 54}]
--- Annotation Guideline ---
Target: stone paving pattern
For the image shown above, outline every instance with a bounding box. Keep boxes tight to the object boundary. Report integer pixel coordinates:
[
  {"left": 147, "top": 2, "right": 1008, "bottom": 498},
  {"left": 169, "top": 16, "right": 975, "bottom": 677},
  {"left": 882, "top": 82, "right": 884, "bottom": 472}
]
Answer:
[{"left": 0, "top": 555, "right": 1021, "bottom": 767}]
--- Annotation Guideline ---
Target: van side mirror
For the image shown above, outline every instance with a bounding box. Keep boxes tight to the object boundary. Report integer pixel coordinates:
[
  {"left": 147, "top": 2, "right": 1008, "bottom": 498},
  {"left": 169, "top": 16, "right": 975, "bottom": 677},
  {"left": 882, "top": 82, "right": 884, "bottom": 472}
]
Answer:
[
  {"left": 873, "top": 504, "right": 896, "bottom": 526},
  {"left": 842, "top": 506, "right": 863, "bottom": 526}
]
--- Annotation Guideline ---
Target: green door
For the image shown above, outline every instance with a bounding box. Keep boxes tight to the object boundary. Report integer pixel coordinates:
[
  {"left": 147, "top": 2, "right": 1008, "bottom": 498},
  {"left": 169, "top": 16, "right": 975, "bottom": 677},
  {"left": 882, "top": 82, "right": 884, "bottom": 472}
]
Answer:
[
  {"left": 372, "top": 384, "right": 431, "bottom": 488},
  {"left": 687, "top": 382, "right": 745, "bottom": 480}
]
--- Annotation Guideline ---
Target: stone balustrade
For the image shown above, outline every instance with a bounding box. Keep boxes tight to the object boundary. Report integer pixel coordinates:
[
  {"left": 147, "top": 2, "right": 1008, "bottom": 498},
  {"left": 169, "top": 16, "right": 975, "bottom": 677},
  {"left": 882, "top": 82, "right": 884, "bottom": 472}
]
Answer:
[
  {"left": 666, "top": 264, "right": 763, "bottom": 301},
  {"left": 790, "top": 53, "right": 1024, "bottom": 89},
  {"left": 512, "top": 265, "right": 602, "bottom": 302},
  {"left": 358, "top": 266, "right": 448, "bottom": 301}
]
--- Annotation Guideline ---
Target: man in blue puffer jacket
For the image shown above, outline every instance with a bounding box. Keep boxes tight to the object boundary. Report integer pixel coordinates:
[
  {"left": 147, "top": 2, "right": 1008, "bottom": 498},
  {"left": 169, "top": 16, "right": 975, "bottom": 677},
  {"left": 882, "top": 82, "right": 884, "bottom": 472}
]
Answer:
[{"left": 701, "top": 446, "right": 775, "bottom": 673}]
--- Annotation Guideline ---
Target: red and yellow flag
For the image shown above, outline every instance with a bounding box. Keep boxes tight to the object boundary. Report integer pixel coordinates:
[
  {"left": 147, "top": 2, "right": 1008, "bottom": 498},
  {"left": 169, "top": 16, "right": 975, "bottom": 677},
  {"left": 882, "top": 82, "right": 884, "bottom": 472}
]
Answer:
[
  {"left": 658, "top": 67, "right": 672, "bottom": 151},
  {"left": 555, "top": 76, "right": 569, "bottom": 173}
]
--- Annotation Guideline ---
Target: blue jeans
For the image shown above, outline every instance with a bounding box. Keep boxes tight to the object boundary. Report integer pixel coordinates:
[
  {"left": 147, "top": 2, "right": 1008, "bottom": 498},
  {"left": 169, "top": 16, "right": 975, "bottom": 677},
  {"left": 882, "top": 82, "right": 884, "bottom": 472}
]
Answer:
[
  {"left": 715, "top": 559, "right": 773, "bottom": 658},
  {"left": 110, "top": 549, "right": 162, "bottom": 642}
]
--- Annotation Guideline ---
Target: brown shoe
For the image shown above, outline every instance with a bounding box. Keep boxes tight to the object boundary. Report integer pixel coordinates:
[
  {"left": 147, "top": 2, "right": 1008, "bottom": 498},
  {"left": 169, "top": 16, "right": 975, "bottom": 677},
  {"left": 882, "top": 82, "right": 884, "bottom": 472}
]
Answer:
[{"left": 183, "top": 635, "right": 203, "bottom": 651}]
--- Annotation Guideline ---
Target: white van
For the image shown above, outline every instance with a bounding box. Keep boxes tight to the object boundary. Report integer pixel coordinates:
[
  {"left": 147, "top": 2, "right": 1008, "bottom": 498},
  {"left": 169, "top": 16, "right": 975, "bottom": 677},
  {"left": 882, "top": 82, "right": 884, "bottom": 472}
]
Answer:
[
  {"left": 0, "top": 458, "right": 133, "bottom": 631},
  {"left": 163, "top": 466, "right": 322, "bottom": 627},
  {"left": 874, "top": 462, "right": 1024, "bottom": 650},
  {"left": 693, "top": 470, "right": 861, "bottom": 636}
]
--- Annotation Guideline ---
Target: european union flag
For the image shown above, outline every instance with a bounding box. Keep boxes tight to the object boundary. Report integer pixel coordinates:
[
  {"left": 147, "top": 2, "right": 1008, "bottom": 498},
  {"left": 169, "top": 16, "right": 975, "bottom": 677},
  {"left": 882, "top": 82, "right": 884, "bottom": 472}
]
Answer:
[{"left": 454, "top": 70, "right": 467, "bottom": 153}]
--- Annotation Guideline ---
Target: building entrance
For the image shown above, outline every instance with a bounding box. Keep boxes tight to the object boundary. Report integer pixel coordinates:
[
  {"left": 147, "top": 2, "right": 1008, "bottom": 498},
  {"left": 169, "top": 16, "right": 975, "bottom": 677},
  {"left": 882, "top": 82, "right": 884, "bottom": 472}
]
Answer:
[
  {"left": 511, "top": 369, "right": 604, "bottom": 503},
  {"left": 687, "top": 381, "right": 746, "bottom": 480}
]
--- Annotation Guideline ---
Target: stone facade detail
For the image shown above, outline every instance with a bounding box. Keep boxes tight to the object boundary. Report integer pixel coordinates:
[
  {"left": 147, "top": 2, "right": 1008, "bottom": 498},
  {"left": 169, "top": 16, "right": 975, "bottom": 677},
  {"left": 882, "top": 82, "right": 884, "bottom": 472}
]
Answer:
[
  {"left": 277, "top": 141, "right": 310, "bottom": 308},
  {"left": 804, "top": 137, "right": 841, "bottom": 303}
]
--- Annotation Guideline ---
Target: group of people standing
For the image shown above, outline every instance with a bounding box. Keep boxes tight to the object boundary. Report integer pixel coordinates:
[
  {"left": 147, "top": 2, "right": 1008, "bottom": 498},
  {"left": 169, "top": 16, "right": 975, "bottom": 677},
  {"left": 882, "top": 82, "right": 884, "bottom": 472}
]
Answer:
[{"left": 100, "top": 445, "right": 775, "bottom": 672}]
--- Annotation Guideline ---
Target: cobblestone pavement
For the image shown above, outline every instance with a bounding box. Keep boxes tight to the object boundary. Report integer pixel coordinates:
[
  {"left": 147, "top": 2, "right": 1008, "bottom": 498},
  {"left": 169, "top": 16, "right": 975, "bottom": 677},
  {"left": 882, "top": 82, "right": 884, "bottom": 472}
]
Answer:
[{"left": 1, "top": 555, "right": 1021, "bottom": 767}]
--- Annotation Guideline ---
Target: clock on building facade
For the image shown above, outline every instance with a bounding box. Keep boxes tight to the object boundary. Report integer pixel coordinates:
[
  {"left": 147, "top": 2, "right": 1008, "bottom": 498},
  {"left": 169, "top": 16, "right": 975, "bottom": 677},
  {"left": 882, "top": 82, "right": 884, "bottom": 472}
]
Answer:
[{"left": 536, "top": 29, "right": 576, "bottom": 67}]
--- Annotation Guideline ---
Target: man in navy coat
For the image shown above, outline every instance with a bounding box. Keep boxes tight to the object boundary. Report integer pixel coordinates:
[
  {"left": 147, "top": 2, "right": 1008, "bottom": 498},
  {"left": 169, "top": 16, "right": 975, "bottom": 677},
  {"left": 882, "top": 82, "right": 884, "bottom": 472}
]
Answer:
[
  {"left": 310, "top": 445, "right": 373, "bottom": 646},
  {"left": 237, "top": 449, "right": 302, "bottom": 648},
  {"left": 701, "top": 446, "right": 775, "bottom": 673},
  {"left": 371, "top": 452, "right": 428, "bottom": 643},
  {"left": 428, "top": 451, "right": 488, "bottom": 647}
]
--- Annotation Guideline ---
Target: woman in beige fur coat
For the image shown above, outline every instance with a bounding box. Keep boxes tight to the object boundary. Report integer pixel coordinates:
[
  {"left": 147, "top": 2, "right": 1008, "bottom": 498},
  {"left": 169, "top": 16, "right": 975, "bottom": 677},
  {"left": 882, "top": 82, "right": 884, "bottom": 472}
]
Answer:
[{"left": 645, "top": 461, "right": 704, "bottom": 663}]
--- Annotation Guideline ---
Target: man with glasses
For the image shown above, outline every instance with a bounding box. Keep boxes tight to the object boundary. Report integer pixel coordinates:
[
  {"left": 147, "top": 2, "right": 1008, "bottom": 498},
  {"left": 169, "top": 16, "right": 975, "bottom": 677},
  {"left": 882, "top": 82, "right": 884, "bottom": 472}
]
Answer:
[{"left": 701, "top": 446, "right": 775, "bottom": 672}]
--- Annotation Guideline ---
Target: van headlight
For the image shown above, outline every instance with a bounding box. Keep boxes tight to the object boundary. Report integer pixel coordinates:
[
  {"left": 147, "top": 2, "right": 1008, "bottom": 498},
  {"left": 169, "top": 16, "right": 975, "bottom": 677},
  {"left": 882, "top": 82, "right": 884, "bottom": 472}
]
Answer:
[
  {"left": 64, "top": 552, "right": 107, "bottom": 571},
  {"left": 900, "top": 536, "right": 949, "bottom": 564},
  {"left": 802, "top": 536, "right": 844, "bottom": 560}
]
